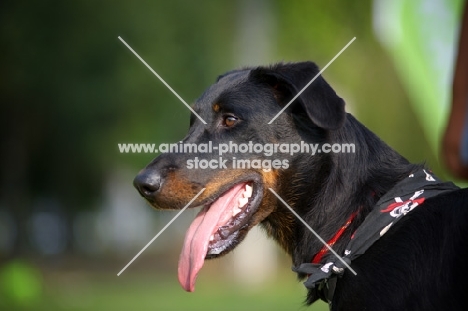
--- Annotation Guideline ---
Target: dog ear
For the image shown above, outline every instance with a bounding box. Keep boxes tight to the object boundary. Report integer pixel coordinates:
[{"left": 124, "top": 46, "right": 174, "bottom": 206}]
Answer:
[{"left": 249, "top": 62, "right": 345, "bottom": 130}]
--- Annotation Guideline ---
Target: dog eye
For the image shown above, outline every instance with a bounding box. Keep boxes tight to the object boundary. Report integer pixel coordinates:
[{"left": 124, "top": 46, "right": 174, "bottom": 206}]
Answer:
[{"left": 223, "top": 115, "right": 238, "bottom": 127}]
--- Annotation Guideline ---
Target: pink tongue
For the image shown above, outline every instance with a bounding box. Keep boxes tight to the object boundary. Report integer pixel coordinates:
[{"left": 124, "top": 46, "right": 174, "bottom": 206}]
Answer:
[{"left": 178, "top": 183, "right": 246, "bottom": 292}]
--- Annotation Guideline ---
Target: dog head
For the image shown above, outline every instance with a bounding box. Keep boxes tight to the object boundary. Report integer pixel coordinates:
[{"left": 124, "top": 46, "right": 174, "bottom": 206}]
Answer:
[{"left": 133, "top": 61, "right": 346, "bottom": 291}]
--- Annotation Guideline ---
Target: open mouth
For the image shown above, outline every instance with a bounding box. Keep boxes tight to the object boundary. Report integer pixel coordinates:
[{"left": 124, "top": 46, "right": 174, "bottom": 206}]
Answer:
[{"left": 178, "top": 181, "right": 262, "bottom": 292}]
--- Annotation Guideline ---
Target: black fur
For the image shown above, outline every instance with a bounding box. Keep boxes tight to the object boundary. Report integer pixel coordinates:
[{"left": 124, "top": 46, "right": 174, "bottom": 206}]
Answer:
[{"left": 135, "top": 62, "right": 468, "bottom": 310}]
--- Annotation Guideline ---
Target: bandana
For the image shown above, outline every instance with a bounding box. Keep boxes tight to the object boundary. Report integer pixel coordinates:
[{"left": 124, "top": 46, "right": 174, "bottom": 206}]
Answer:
[{"left": 293, "top": 169, "right": 459, "bottom": 306}]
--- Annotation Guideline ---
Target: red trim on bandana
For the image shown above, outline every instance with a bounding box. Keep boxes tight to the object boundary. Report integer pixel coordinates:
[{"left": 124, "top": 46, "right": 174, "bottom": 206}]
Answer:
[{"left": 312, "top": 211, "right": 359, "bottom": 264}]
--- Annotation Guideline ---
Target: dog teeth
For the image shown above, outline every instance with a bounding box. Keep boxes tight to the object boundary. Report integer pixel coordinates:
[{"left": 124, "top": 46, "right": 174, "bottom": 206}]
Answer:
[
  {"left": 209, "top": 235, "right": 214, "bottom": 241},
  {"left": 238, "top": 197, "right": 248, "bottom": 208},
  {"left": 233, "top": 187, "right": 252, "bottom": 217},
  {"left": 232, "top": 207, "right": 242, "bottom": 216},
  {"left": 244, "top": 184, "right": 253, "bottom": 198}
]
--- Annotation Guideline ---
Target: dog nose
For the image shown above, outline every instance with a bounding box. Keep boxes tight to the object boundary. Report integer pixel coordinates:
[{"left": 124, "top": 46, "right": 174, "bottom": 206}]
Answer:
[{"left": 133, "top": 170, "right": 161, "bottom": 198}]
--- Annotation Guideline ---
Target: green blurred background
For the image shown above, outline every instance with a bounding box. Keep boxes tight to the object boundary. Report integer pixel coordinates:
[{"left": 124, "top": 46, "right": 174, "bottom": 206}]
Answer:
[{"left": 0, "top": 0, "right": 465, "bottom": 310}]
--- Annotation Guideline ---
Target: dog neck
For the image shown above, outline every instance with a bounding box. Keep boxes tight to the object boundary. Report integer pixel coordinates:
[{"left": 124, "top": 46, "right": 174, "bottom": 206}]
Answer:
[{"left": 262, "top": 114, "right": 422, "bottom": 269}]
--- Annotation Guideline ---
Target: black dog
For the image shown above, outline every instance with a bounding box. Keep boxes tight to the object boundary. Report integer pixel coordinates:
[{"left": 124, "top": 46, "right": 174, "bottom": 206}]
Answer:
[{"left": 134, "top": 62, "right": 468, "bottom": 310}]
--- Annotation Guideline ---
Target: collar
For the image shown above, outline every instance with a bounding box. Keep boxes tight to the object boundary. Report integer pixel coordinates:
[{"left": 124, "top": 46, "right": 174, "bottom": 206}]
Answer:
[
  {"left": 311, "top": 210, "right": 358, "bottom": 264},
  {"left": 293, "top": 169, "right": 459, "bottom": 307}
]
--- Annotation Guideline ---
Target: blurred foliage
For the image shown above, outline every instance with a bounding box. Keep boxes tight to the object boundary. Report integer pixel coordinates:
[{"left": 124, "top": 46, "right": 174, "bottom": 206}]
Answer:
[
  {"left": 0, "top": 260, "right": 43, "bottom": 307},
  {"left": 0, "top": 268, "right": 328, "bottom": 311},
  {"left": 0, "top": 0, "right": 240, "bottom": 214},
  {"left": 378, "top": 0, "right": 463, "bottom": 153},
  {"left": 276, "top": 0, "right": 446, "bottom": 177}
]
